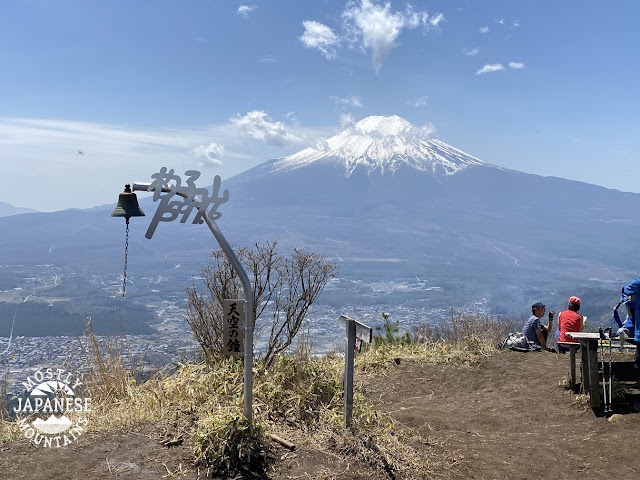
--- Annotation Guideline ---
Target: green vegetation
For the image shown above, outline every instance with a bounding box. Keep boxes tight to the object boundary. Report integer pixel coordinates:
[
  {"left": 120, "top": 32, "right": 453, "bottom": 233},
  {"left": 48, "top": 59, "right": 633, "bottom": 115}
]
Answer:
[{"left": 373, "top": 312, "right": 412, "bottom": 346}]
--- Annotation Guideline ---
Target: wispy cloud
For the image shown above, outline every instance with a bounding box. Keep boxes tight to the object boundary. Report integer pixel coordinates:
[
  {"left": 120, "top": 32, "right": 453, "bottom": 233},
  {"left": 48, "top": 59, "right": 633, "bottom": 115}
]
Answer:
[
  {"left": 300, "top": 20, "right": 339, "bottom": 59},
  {"left": 479, "top": 26, "right": 489, "bottom": 34},
  {"left": 420, "top": 122, "right": 437, "bottom": 137},
  {"left": 300, "top": 1, "right": 443, "bottom": 73},
  {"left": 509, "top": 62, "right": 525, "bottom": 69},
  {"left": 257, "top": 55, "right": 277, "bottom": 64},
  {"left": 476, "top": 63, "right": 505, "bottom": 75},
  {"left": 340, "top": 112, "right": 356, "bottom": 127},
  {"left": 513, "top": 20, "right": 520, "bottom": 28},
  {"left": 463, "top": 47, "right": 479, "bottom": 56},
  {"left": 429, "top": 12, "right": 445, "bottom": 27},
  {"left": 331, "top": 96, "right": 363, "bottom": 108},
  {"left": 237, "top": 5, "right": 257, "bottom": 18},
  {"left": 407, "top": 96, "right": 428, "bottom": 107},
  {"left": 0, "top": 116, "right": 340, "bottom": 211},
  {"left": 0, "top": 118, "right": 239, "bottom": 211},
  {"left": 230, "top": 111, "right": 302, "bottom": 147},
  {"left": 341, "top": 0, "right": 443, "bottom": 73}
]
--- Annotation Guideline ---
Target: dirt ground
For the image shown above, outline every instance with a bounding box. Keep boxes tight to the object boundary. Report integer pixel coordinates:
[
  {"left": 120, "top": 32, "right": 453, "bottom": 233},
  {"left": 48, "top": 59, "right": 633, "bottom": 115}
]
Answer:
[{"left": 2, "top": 350, "right": 640, "bottom": 479}]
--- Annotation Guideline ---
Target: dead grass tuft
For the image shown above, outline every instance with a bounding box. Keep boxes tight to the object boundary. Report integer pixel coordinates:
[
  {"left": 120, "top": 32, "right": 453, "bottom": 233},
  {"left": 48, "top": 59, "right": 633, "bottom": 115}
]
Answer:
[
  {"left": 413, "top": 307, "right": 513, "bottom": 354},
  {"left": 75, "top": 317, "right": 145, "bottom": 404}
]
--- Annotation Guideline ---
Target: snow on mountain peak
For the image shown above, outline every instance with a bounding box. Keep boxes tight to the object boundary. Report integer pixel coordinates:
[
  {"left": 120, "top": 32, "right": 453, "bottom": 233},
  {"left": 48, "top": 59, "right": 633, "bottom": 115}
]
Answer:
[
  {"left": 353, "top": 115, "right": 413, "bottom": 136},
  {"left": 274, "top": 115, "right": 486, "bottom": 177}
]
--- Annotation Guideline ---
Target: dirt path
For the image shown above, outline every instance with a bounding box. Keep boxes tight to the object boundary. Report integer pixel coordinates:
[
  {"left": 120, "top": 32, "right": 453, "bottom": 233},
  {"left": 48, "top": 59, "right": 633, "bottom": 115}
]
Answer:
[
  {"left": 1, "top": 351, "right": 640, "bottom": 479},
  {"left": 364, "top": 350, "right": 640, "bottom": 480}
]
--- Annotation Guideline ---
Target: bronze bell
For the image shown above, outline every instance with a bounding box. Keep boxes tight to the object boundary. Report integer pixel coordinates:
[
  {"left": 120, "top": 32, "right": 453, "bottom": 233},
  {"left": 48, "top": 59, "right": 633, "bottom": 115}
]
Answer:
[{"left": 111, "top": 184, "right": 145, "bottom": 219}]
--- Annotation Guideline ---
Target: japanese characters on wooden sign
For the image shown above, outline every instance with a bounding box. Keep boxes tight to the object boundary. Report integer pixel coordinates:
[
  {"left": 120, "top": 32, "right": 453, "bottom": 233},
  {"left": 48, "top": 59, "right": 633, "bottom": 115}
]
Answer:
[{"left": 223, "top": 299, "right": 245, "bottom": 356}]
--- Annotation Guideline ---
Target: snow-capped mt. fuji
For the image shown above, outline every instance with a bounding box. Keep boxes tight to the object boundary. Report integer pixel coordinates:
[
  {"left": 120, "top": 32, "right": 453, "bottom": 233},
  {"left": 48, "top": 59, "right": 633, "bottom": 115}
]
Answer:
[
  {"left": 224, "top": 114, "right": 499, "bottom": 209},
  {"left": 272, "top": 115, "right": 486, "bottom": 177}
]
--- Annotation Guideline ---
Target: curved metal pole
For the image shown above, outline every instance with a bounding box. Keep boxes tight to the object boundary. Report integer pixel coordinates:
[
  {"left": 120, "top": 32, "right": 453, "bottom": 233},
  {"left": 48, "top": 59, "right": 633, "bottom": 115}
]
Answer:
[
  {"left": 201, "top": 213, "right": 254, "bottom": 425},
  {"left": 132, "top": 182, "right": 254, "bottom": 426}
]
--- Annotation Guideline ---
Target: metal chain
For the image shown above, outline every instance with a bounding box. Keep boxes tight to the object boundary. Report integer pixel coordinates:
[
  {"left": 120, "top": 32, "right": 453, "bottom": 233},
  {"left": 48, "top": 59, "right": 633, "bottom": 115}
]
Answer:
[{"left": 122, "top": 218, "right": 130, "bottom": 297}]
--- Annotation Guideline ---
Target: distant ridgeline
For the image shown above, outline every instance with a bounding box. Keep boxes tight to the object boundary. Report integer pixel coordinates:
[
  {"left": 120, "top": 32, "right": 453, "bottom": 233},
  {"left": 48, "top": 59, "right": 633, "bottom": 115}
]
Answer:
[{"left": 0, "top": 301, "right": 155, "bottom": 336}]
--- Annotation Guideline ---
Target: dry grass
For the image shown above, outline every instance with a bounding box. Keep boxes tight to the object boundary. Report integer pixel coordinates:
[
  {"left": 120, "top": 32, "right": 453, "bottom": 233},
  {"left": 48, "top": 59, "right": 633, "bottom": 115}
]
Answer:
[
  {"left": 412, "top": 307, "right": 514, "bottom": 354},
  {"left": 1, "top": 309, "right": 506, "bottom": 477},
  {"left": 81, "top": 328, "right": 488, "bottom": 477},
  {"left": 75, "top": 317, "right": 145, "bottom": 404}
]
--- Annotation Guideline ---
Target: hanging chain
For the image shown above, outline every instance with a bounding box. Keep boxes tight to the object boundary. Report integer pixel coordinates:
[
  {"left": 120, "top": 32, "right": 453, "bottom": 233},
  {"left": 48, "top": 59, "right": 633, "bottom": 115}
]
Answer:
[{"left": 122, "top": 218, "right": 130, "bottom": 297}]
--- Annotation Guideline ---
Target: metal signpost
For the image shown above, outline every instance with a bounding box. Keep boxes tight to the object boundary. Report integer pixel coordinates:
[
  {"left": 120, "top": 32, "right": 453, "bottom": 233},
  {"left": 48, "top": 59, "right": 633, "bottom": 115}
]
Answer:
[
  {"left": 337, "top": 314, "right": 372, "bottom": 428},
  {"left": 112, "top": 167, "right": 255, "bottom": 426}
]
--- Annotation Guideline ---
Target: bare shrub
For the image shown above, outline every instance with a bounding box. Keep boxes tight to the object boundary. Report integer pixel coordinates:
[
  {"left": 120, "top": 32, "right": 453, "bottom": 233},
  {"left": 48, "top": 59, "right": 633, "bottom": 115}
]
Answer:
[{"left": 186, "top": 241, "right": 338, "bottom": 368}]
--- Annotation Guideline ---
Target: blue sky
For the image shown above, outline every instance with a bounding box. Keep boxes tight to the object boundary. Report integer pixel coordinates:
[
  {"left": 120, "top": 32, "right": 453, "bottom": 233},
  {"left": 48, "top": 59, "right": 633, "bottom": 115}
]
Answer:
[{"left": 1, "top": 0, "right": 639, "bottom": 211}]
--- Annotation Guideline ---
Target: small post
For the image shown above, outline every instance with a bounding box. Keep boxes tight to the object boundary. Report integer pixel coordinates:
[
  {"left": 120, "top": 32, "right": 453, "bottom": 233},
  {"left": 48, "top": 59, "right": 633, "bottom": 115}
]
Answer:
[
  {"left": 344, "top": 317, "right": 356, "bottom": 429},
  {"left": 587, "top": 339, "right": 601, "bottom": 409},
  {"left": 336, "top": 314, "right": 372, "bottom": 429}
]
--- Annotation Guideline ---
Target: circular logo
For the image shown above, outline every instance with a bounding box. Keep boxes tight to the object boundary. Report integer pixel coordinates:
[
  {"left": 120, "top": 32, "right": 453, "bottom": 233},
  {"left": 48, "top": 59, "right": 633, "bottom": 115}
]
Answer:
[{"left": 13, "top": 368, "right": 91, "bottom": 447}]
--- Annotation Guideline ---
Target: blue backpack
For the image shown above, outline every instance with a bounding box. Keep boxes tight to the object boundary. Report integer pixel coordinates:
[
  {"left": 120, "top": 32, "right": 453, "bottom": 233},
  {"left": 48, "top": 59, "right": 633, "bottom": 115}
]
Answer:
[{"left": 613, "top": 277, "right": 640, "bottom": 342}]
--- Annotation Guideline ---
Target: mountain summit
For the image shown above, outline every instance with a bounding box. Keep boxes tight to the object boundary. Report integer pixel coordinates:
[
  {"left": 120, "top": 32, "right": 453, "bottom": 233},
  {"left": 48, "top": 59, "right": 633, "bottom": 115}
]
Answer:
[
  {"left": 271, "top": 115, "right": 486, "bottom": 177},
  {"left": 224, "top": 114, "right": 496, "bottom": 208}
]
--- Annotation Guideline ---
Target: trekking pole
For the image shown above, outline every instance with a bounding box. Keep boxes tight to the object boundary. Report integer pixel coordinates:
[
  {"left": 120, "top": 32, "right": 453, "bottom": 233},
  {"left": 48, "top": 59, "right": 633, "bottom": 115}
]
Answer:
[
  {"left": 607, "top": 327, "right": 613, "bottom": 415},
  {"left": 599, "top": 328, "right": 608, "bottom": 414}
]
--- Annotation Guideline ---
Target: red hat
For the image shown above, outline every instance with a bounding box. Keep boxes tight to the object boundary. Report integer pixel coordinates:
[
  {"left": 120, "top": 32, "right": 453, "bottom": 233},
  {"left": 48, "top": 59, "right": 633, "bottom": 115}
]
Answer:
[{"left": 569, "top": 296, "right": 581, "bottom": 305}]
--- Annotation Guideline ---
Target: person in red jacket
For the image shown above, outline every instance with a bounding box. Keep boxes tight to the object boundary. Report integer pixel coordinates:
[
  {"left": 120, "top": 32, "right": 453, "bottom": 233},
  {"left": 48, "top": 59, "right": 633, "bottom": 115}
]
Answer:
[{"left": 556, "top": 296, "right": 584, "bottom": 353}]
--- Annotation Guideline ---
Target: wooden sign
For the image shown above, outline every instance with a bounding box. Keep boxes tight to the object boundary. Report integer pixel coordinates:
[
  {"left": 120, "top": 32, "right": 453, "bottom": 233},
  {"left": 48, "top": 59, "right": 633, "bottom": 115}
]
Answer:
[
  {"left": 223, "top": 299, "right": 245, "bottom": 356},
  {"left": 337, "top": 315, "right": 372, "bottom": 344}
]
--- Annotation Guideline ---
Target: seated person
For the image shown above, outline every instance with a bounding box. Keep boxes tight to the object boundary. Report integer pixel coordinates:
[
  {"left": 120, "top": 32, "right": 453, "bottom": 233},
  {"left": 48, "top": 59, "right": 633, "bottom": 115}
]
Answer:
[
  {"left": 523, "top": 302, "right": 555, "bottom": 351},
  {"left": 555, "top": 296, "right": 584, "bottom": 353}
]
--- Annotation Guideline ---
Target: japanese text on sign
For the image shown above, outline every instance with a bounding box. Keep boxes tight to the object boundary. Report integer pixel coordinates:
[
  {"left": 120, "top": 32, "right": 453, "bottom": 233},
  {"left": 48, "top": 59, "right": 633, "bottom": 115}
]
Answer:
[{"left": 223, "top": 299, "right": 245, "bottom": 356}]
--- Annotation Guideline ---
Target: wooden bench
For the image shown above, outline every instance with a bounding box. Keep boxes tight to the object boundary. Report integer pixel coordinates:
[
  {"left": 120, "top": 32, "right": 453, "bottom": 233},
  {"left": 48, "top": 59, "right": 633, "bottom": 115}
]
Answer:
[{"left": 557, "top": 341, "right": 580, "bottom": 390}]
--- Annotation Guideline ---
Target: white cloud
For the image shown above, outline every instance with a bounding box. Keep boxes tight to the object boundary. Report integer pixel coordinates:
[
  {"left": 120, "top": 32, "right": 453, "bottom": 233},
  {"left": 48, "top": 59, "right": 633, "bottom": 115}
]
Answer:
[
  {"left": 192, "top": 142, "right": 224, "bottom": 167},
  {"left": 342, "top": 0, "right": 435, "bottom": 73},
  {"left": 509, "top": 62, "right": 525, "bottom": 69},
  {"left": 407, "top": 96, "right": 428, "bottom": 107},
  {"left": 258, "top": 55, "right": 276, "bottom": 64},
  {"left": 513, "top": 20, "right": 520, "bottom": 28},
  {"left": 331, "top": 96, "right": 363, "bottom": 108},
  {"left": 496, "top": 18, "right": 504, "bottom": 24},
  {"left": 429, "top": 13, "right": 445, "bottom": 27},
  {"left": 340, "top": 113, "right": 356, "bottom": 127},
  {"left": 463, "top": 47, "right": 479, "bottom": 56},
  {"left": 300, "top": 20, "right": 339, "bottom": 59},
  {"left": 476, "top": 63, "right": 505, "bottom": 75},
  {"left": 237, "top": 5, "right": 257, "bottom": 18},
  {"left": 479, "top": 25, "right": 489, "bottom": 34},
  {"left": 285, "top": 111, "right": 299, "bottom": 125},
  {"left": 229, "top": 111, "right": 301, "bottom": 147},
  {"left": 420, "top": 122, "right": 437, "bottom": 137},
  {"left": 404, "top": 5, "right": 428, "bottom": 28}
]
